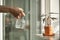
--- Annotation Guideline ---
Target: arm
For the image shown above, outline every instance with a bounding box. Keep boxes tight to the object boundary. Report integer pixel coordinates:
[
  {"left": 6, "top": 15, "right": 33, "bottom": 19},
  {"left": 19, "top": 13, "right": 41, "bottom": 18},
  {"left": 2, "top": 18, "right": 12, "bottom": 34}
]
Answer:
[{"left": 0, "top": 5, "right": 25, "bottom": 18}]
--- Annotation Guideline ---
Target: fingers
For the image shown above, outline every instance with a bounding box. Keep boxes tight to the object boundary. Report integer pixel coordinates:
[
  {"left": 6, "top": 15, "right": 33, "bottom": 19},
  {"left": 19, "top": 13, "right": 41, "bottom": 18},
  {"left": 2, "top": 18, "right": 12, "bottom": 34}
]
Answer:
[
  {"left": 21, "top": 12, "right": 25, "bottom": 16},
  {"left": 18, "top": 12, "right": 25, "bottom": 19},
  {"left": 17, "top": 8, "right": 25, "bottom": 19},
  {"left": 19, "top": 12, "right": 25, "bottom": 17}
]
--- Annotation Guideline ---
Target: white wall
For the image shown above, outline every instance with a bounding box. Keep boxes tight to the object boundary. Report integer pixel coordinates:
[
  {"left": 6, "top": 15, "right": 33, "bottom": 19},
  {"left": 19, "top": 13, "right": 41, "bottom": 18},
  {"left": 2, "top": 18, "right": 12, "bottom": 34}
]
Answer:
[
  {"left": 41, "top": 0, "right": 45, "bottom": 15},
  {"left": 41, "top": 0, "right": 59, "bottom": 14},
  {"left": 0, "top": 13, "right": 3, "bottom": 40},
  {"left": 0, "top": 0, "right": 3, "bottom": 40},
  {"left": 50, "top": 0, "right": 59, "bottom": 13}
]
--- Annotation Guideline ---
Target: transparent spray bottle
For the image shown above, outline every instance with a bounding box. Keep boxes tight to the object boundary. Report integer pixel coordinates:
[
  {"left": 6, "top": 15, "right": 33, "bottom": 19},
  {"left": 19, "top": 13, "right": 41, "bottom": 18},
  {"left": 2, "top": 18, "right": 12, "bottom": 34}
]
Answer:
[{"left": 15, "top": 17, "right": 25, "bottom": 29}]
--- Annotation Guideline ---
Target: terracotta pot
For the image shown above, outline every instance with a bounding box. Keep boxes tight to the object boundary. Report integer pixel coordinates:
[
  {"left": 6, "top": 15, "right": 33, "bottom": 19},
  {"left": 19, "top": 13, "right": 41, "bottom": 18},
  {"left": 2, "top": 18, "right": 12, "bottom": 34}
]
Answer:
[{"left": 43, "top": 25, "right": 54, "bottom": 36}]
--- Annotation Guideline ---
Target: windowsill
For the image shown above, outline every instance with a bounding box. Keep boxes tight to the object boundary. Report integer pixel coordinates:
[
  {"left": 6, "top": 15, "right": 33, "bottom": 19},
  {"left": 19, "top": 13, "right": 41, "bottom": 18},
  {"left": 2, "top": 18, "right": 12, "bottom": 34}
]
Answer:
[{"left": 35, "top": 33, "right": 59, "bottom": 40}]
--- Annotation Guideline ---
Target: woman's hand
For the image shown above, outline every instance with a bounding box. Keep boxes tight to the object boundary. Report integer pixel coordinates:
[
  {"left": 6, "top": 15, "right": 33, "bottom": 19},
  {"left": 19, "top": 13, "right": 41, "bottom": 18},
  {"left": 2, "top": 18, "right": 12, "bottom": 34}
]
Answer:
[
  {"left": 16, "top": 8, "right": 25, "bottom": 19},
  {"left": 9, "top": 7, "right": 25, "bottom": 19}
]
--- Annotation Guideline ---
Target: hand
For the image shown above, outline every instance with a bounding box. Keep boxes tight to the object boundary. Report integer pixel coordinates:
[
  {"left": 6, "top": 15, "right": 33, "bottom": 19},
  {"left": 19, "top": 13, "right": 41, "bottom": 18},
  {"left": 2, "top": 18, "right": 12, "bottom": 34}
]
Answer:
[
  {"left": 9, "top": 7, "right": 25, "bottom": 19},
  {"left": 17, "top": 8, "right": 25, "bottom": 18}
]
